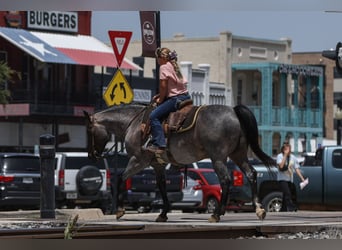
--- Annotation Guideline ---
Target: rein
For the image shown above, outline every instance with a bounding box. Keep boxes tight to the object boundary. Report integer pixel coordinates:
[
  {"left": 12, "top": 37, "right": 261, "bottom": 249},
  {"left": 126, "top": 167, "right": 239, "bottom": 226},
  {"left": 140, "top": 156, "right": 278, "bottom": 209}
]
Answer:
[
  {"left": 102, "top": 142, "right": 117, "bottom": 157},
  {"left": 90, "top": 105, "right": 148, "bottom": 159},
  {"left": 124, "top": 105, "right": 148, "bottom": 136}
]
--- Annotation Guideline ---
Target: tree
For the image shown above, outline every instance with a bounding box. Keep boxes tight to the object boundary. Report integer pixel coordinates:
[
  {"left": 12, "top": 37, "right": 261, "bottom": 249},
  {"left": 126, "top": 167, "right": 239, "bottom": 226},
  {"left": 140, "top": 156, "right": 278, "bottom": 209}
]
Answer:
[{"left": 0, "top": 61, "right": 15, "bottom": 105}]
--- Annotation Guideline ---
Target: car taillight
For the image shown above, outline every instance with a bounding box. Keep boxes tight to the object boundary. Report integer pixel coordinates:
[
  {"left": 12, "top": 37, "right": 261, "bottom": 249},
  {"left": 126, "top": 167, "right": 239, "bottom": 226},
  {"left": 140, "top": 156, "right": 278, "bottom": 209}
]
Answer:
[
  {"left": 106, "top": 170, "right": 111, "bottom": 188},
  {"left": 58, "top": 170, "right": 64, "bottom": 187},
  {"left": 125, "top": 178, "right": 132, "bottom": 190},
  {"left": 0, "top": 175, "right": 14, "bottom": 183},
  {"left": 193, "top": 184, "right": 202, "bottom": 190},
  {"left": 192, "top": 179, "right": 203, "bottom": 190},
  {"left": 233, "top": 170, "right": 244, "bottom": 186}
]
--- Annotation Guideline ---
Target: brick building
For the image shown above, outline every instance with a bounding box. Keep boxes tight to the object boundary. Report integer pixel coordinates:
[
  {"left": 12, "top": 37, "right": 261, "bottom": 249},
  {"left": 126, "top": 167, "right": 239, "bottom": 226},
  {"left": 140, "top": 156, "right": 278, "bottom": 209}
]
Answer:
[
  {"left": 293, "top": 52, "right": 335, "bottom": 142},
  {"left": 0, "top": 11, "right": 140, "bottom": 152}
]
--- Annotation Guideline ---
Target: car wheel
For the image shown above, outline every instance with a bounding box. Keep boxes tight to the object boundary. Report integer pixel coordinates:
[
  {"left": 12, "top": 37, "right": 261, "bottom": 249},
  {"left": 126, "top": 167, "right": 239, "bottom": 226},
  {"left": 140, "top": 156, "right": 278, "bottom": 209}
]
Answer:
[
  {"left": 261, "top": 191, "right": 283, "bottom": 212},
  {"left": 206, "top": 197, "right": 219, "bottom": 214},
  {"left": 76, "top": 165, "right": 103, "bottom": 195}
]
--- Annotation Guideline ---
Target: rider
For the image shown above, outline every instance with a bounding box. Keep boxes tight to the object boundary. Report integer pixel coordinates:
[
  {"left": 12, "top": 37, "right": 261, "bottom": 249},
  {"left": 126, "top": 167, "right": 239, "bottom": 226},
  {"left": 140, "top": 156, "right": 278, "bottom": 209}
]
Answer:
[{"left": 144, "top": 47, "right": 191, "bottom": 154}]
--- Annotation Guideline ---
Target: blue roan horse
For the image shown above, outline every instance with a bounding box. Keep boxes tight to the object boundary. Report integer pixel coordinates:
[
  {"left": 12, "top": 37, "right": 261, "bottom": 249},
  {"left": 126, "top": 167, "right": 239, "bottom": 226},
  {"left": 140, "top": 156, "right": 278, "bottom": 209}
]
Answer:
[{"left": 84, "top": 103, "right": 276, "bottom": 222}]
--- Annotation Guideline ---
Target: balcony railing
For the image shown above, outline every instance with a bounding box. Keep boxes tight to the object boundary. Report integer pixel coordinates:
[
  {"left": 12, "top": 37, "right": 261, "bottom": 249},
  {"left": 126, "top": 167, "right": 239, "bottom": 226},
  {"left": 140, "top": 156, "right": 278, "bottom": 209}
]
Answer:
[
  {"left": 8, "top": 85, "right": 101, "bottom": 116},
  {"left": 249, "top": 106, "right": 322, "bottom": 130}
]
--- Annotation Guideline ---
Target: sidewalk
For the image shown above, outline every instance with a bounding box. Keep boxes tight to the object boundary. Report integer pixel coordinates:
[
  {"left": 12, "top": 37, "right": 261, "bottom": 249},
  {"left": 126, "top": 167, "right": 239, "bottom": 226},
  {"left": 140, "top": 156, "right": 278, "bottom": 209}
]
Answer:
[{"left": 0, "top": 208, "right": 105, "bottom": 222}]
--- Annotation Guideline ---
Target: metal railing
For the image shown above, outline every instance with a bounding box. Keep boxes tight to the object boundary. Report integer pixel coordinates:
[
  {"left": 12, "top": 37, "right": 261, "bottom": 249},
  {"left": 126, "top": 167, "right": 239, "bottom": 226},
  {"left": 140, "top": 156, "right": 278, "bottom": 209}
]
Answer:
[{"left": 249, "top": 106, "right": 322, "bottom": 129}]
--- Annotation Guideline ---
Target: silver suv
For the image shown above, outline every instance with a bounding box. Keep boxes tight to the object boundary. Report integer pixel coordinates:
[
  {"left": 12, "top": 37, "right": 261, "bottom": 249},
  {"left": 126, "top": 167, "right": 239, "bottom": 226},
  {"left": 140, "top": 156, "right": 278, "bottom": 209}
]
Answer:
[{"left": 54, "top": 152, "right": 111, "bottom": 213}]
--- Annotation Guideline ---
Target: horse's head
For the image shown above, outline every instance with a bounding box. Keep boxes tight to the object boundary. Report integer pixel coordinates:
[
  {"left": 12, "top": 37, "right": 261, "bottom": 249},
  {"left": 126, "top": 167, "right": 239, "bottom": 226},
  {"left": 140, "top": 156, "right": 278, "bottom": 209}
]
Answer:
[{"left": 84, "top": 111, "right": 111, "bottom": 160}]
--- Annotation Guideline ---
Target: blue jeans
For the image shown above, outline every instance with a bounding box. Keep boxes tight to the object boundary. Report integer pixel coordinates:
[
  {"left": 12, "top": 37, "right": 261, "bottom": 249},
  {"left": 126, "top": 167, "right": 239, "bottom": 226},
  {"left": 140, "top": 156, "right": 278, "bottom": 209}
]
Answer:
[{"left": 149, "top": 93, "right": 190, "bottom": 147}]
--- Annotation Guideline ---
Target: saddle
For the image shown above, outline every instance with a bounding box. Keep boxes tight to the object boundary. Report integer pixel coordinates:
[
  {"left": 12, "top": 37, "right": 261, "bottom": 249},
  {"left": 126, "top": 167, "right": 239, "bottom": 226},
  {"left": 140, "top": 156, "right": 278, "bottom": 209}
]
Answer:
[{"left": 141, "top": 99, "right": 202, "bottom": 142}]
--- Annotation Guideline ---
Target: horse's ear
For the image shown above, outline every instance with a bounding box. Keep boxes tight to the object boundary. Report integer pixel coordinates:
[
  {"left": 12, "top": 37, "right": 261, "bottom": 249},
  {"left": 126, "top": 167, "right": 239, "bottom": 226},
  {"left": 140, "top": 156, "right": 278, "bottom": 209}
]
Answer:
[{"left": 83, "top": 110, "right": 91, "bottom": 123}]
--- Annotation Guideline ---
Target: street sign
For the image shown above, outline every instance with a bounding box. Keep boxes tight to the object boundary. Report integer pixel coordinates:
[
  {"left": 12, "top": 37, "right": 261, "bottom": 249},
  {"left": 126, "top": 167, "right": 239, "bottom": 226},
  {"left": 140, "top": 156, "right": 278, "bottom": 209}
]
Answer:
[
  {"left": 103, "top": 69, "right": 134, "bottom": 106},
  {"left": 108, "top": 30, "right": 132, "bottom": 68}
]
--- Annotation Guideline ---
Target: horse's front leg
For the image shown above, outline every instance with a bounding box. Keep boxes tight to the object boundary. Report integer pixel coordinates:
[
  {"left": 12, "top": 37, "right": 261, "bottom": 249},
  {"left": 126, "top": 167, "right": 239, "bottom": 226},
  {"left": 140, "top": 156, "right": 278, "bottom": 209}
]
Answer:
[
  {"left": 118, "top": 155, "right": 152, "bottom": 220},
  {"left": 153, "top": 166, "right": 170, "bottom": 222},
  {"left": 114, "top": 172, "right": 126, "bottom": 220},
  {"left": 210, "top": 160, "right": 230, "bottom": 223}
]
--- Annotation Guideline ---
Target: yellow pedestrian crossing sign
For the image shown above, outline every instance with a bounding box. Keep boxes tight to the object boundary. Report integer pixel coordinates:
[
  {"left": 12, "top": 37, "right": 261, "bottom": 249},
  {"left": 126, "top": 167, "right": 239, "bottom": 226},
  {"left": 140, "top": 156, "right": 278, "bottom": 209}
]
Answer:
[{"left": 103, "top": 69, "right": 134, "bottom": 106}]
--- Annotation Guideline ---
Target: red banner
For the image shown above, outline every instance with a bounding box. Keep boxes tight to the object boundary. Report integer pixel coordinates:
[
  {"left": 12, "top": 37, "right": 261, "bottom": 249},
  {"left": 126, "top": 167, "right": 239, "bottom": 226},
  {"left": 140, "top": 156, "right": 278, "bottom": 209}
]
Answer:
[{"left": 140, "top": 11, "right": 158, "bottom": 58}]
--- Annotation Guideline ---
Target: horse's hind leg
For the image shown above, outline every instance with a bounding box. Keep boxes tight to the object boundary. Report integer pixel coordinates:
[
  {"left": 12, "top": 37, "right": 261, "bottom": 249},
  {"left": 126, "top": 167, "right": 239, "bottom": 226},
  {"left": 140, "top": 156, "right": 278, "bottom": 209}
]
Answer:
[
  {"left": 210, "top": 159, "right": 230, "bottom": 223},
  {"left": 153, "top": 165, "right": 170, "bottom": 222},
  {"left": 230, "top": 155, "right": 266, "bottom": 220}
]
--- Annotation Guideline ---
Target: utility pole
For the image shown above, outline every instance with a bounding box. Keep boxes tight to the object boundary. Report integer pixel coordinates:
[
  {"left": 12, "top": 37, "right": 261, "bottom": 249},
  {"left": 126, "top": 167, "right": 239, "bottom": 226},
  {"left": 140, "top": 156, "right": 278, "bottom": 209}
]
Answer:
[{"left": 155, "top": 11, "right": 161, "bottom": 94}]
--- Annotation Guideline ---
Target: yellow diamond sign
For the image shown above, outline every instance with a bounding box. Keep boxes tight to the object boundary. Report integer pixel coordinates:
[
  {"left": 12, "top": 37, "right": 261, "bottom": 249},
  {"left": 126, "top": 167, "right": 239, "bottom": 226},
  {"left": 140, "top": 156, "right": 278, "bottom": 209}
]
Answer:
[{"left": 103, "top": 69, "right": 134, "bottom": 106}]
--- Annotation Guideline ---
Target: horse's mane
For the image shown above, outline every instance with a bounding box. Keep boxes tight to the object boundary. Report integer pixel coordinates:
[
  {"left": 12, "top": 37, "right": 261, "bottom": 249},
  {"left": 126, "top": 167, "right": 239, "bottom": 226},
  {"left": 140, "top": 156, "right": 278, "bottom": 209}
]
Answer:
[{"left": 96, "top": 102, "right": 148, "bottom": 115}]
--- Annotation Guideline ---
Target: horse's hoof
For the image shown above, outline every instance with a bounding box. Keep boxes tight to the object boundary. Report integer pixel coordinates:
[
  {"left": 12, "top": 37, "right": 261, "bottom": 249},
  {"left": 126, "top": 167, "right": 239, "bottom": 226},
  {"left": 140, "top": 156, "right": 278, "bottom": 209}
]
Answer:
[
  {"left": 256, "top": 207, "right": 266, "bottom": 220},
  {"left": 155, "top": 214, "right": 168, "bottom": 222},
  {"left": 116, "top": 208, "right": 126, "bottom": 220},
  {"left": 208, "top": 214, "right": 220, "bottom": 223}
]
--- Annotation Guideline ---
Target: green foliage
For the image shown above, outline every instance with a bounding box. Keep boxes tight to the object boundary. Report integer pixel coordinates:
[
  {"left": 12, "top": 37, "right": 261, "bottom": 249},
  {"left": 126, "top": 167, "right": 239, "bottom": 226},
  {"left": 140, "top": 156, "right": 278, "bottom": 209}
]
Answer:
[
  {"left": 64, "top": 214, "right": 79, "bottom": 239},
  {"left": 0, "top": 61, "right": 15, "bottom": 105}
]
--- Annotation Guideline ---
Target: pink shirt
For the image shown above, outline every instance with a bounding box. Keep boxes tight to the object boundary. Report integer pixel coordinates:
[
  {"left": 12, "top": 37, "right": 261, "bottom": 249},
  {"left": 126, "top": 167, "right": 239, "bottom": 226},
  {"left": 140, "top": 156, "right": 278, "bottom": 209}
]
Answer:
[{"left": 160, "top": 62, "right": 188, "bottom": 97}]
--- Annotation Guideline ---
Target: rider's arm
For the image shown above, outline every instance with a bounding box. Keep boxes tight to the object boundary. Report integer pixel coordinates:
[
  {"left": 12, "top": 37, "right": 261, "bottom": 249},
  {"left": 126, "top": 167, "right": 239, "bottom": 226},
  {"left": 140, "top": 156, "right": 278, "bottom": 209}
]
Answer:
[{"left": 157, "top": 79, "right": 168, "bottom": 104}]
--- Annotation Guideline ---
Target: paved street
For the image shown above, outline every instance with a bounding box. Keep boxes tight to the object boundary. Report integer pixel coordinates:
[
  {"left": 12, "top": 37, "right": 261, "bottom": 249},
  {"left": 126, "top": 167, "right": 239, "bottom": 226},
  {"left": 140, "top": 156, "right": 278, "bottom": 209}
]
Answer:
[{"left": 1, "top": 209, "right": 342, "bottom": 237}]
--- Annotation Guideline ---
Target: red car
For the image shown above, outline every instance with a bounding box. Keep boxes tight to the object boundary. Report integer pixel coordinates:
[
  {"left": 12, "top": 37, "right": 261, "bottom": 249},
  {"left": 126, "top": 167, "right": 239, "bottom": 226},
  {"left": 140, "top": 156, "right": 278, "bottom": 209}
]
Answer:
[{"left": 180, "top": 167, "right": 248, "bottom": 213}]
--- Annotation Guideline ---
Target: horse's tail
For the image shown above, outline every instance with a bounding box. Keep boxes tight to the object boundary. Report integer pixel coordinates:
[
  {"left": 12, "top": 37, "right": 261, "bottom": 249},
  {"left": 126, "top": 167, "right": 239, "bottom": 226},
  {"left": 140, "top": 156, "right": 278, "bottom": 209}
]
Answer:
[{"left": 233, "top": 104, "right": 276, "bottom": 168}]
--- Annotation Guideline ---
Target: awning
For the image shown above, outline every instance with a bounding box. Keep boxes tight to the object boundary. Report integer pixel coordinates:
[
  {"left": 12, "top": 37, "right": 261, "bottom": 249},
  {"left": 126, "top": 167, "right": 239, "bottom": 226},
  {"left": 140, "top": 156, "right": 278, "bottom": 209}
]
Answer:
[
  {"left": 0, "top": 27, "right": 141, "bottom": 70},
  {"left": 31, "top": 31, "right": 141, "bottom": 70},
  {"left": 0, "top": 27, "right": 74, "bottom": 64}
]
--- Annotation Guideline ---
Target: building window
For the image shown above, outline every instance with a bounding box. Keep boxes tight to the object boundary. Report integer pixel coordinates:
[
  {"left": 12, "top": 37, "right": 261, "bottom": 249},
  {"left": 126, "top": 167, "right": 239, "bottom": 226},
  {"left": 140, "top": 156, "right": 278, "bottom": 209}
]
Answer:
[
  {"left": 237, "top": 48, "right": 243, "bottom": 57},
  {"left": 274, "top": 51, "right": 279, "bottom": 60},
  {"left": 237, "top": 79, "right": 243, "bottom": 105},
  {"left": 0, "top": 51, "right": 8, "bottom": 62},
  {"left": 250, "top": 46, "right": 267, "bottom": 59}
]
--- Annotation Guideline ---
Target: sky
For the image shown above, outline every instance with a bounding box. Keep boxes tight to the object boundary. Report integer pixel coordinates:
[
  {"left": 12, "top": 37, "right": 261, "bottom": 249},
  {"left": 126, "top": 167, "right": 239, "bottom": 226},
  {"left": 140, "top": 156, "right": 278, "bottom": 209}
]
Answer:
[
  {"left": 3, "top": 0, "right": 342, "bottom": 53},
  {"left": 91, "top": 10, "right": 342, "bottom": 53}
]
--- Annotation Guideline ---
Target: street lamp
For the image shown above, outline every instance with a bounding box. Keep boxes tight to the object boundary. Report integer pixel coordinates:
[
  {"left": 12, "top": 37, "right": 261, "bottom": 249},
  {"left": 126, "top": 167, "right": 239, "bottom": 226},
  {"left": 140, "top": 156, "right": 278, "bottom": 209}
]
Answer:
[{"left": 335, "top": 107, "right": 342, "bottom": 145}]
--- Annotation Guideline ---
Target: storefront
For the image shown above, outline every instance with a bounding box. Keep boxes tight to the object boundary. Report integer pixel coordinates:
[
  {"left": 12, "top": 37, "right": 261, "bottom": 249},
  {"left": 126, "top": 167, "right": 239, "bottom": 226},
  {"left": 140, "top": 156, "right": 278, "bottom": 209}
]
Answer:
[{"left": 0, "top": 11, "right": 141, "bottom": 152}]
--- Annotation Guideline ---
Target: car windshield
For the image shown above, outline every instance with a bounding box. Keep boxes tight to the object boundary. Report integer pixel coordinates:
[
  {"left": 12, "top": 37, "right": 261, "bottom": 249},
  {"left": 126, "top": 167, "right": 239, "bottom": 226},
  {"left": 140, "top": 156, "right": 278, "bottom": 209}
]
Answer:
[
  {"left": 64, "top": 157, "right": 106, "bottom": 169},
  {"left": 2, "top": 157, "right": 40, "bottom": 172},
  {"left": 196, "top": 162, "right": 213, "bottom": 168},
  {"left": 202, "top": 172, "right": 220, "bottom": 185}
]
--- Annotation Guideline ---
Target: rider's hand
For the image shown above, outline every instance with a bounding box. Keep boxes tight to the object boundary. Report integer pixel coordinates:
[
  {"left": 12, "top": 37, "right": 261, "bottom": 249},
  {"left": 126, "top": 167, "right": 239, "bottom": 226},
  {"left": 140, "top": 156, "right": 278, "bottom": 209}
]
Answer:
[{"left": 152, "top": 94, "right": 160, "bottom": 101}]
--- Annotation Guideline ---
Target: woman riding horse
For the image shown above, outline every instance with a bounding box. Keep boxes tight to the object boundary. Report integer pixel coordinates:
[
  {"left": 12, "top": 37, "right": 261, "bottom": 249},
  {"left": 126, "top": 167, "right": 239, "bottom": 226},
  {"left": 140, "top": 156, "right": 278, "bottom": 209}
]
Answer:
[{"left": 84, "top": 103, "right": 276, "bottom": 222}]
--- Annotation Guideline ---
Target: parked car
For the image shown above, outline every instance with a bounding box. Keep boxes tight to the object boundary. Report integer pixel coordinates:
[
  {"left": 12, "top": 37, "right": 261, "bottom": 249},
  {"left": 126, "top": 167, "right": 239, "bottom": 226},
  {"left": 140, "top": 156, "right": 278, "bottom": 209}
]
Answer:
[
  {"left": 54, "top": 152, "right": 112, "bottom": 213},
  {"left": 175, "top": 159, "right": 253, "bottom": 213},
  {"left": 0, "top": 153, "right": 41, "bottom": 210},
  {"left": 193, "top": 159, "right": 254, "bottom": 211},
  {"left": 171, "top": 175, "right": 203, "bottom": 212},
  {"left": 178, "top": 168, "right": 221, "bottom": 213},
  {"left": 106, "top": 152, "right": 184, "bottom": 212}
]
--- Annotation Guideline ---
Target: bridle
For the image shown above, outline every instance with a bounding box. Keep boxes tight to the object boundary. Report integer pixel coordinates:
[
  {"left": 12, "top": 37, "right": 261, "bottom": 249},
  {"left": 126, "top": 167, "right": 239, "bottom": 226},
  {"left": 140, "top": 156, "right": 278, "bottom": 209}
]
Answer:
[
  {"left": 88, "top": 105, "right": 148, "bottom": 159},
  {"left": 88, "top": 120, "right": 101, "bottom": 160}
]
